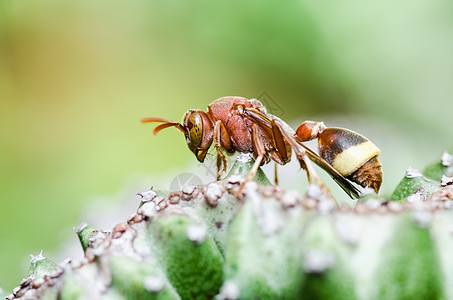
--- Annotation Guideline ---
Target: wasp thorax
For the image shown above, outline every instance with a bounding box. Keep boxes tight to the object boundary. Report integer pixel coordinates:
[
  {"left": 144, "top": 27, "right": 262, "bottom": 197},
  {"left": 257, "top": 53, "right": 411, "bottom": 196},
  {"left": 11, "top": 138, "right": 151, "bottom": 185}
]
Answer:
[{"left": 318, "top": 128, "right": 383, "bottom": 193}]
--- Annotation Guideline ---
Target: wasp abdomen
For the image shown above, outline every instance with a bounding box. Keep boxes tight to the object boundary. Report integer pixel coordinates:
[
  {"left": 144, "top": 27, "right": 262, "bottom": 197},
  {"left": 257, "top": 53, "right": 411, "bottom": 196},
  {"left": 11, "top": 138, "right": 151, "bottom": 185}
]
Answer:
[
  {"left": 347, "top": 156, "right": 383, "bottom": 193},
  {"left": 318, "top": 128, "right": 382, "bottom": 193}
]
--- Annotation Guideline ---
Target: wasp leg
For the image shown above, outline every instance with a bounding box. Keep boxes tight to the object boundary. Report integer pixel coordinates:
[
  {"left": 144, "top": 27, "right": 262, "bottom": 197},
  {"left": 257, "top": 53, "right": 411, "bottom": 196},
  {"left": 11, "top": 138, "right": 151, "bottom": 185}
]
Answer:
[
  {"left": 241, "top": 106, "right": 293, "bottom": 165},
  {"left": 216, "top": 155, "right": 223, "bottom": 181},
  {"left": 214, "top": 120, "right": 233, "bottom": 180},
  {"left": 237, "top": 123, "right": 266, "bottom": 197},
  {"left": 272, "top": 119, "right": 333, "bottom": 198},
  {"left": 237, "top": 106, "right": 360, "bottom": 198},
  {"left": 269, "top": 118, "right": 293, "bottom": 187},
  {"left": 274, "top": 162, "right": 279, "bottom": 186}
]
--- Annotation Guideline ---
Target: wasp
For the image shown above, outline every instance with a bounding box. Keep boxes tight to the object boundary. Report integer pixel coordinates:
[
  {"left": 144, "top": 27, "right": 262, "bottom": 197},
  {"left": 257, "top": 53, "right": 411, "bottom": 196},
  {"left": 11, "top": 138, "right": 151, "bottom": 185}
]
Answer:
[{"left": 142, "top": 97, "right": 382, "bottom": 198}]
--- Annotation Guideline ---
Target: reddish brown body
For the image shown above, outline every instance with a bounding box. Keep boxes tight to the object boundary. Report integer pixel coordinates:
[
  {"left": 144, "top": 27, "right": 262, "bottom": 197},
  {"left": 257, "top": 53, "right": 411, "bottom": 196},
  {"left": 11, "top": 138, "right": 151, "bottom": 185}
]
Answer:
[
  {"left": 206, "top": 97, "right": 291, "bottom": 165},
  {"left": 141, "top": 97, "right": 379, "bottom": 198},
  {"left": 207, "top": 97, "right": 258, "bottom": 153}
]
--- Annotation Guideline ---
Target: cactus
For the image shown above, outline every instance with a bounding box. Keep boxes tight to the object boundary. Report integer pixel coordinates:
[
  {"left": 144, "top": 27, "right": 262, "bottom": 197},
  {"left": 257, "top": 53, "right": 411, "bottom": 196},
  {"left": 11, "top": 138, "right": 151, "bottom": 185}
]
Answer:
[
  {"left": 424, "top": 151, "right": 453, "bottom": 181},
  {"left": 5, "top": 152, "right": 453, "bottom": 300}
]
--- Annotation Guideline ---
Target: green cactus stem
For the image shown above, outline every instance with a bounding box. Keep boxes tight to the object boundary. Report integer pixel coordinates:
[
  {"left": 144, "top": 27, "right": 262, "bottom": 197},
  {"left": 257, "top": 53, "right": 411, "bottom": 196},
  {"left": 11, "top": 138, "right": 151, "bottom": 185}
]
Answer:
[
  {"left": 390, "top": 166, "right": 441, "bottom": 202},
  {"left": 424, "top": 151, "right": 453, "bottom": 181},
  {"left": 221, "top": 153, "right": 271, "bottom": 186},
  {"left": 28, "top": 250, "right": 59, "bottom": 280},
  {"left": 76, "top": 223, "right": 101, "bottom": 253},
  {"left": 6, "top": 153, "right": 453, "bottom": 300}
]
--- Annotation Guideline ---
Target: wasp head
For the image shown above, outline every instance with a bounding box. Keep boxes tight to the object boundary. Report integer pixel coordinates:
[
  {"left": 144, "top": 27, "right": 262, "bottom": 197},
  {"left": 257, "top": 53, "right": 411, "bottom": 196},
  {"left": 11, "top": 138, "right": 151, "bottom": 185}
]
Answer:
[
  {"left": 182, "top": 110, "right": 214, "bottom": 162},
  {"left": 141, "top": 109, "right": 214, "bottom": 163}
]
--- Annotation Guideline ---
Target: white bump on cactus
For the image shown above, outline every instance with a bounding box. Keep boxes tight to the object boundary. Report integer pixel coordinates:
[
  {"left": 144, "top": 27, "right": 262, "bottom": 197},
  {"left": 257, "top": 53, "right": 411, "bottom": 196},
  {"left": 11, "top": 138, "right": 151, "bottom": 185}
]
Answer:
[
  {"left": 186, "top": 224, "right": 207, "bottom": 244},
  {"left": 217, "top": 280, "right": 240, "bottom": 300},
  {"left": 247, "top": 181, "right": 284, "bottom": 235},
  {"left": 281, "top": 190, "right": 300, "bottom": 208},
  {"left": 412, "top": 209, "right": 432, "bottom": 228},
  {"left": 29, "top": 250, "right": 45, "bottom": 264},
  {"left": 302, "top": 250, "right": 335, "bottom": 274},
  {"left": 441, "top": 151, "right": 453, "bottom": 167},
  {"left": 143, "top": 276, "right": 165, "bottom": 293},
  {"left": 137, "top": 187, "right": 157, "bottom": 203},
  {"left": 138, "top": 201, "right": 158, "bottom": 218},
  {"left": 227, "top": 175, "right": 244, "bottom": 185},
  {"left": 317, "top": 199, "right": 335, "bottom": 214},
  {"left": 334, "top": 219, "right": 360, "bottom": 246},
  {"left": 204, "top": 182, "right": 224, "bottom": 206},
  {"left": 407, "top": 188, "right": 428, "bottom": 203},
  {"left": 405, "top": 166, "right": 423, "bottom": 178},
  {"left": 182, "top": 184, "right": 196, "bottom": 195},
  {"left": 364, "top": 198, "right": 381, "bottom": 210},
  {"left": 236, "top": 153, "right": 253, "bottom": 163},
  {"left": 306, "top": 184, "right": 322, "bottom": 198},
  {"left": 440, "top": 175, "right": 453, "bottom": 187}
]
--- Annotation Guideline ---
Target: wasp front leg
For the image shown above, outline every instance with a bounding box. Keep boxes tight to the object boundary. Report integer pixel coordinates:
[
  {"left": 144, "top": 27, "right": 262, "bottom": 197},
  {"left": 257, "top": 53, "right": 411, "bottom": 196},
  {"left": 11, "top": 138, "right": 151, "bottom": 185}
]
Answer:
[{"left": 213, "top": 120, "right": 233, "bottom": 180}]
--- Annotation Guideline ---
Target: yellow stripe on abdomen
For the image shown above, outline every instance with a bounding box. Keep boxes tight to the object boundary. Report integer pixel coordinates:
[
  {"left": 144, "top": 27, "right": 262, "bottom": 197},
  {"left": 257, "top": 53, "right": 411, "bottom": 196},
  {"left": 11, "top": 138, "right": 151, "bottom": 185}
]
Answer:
[{"left": 332, "top": 141, "right": 380, "bottom": 176}]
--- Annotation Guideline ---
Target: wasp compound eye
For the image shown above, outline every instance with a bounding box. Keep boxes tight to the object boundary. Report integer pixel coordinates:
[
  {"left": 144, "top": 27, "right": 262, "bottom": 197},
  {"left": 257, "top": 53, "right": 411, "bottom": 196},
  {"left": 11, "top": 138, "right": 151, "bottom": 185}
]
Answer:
[{"left": 188, "top": 113, "right": 203, "bottom": 147}]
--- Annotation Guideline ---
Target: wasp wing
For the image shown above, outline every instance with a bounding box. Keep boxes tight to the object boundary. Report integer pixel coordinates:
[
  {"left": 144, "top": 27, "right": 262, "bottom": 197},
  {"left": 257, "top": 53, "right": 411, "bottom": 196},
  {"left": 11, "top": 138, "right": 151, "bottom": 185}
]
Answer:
[
  {"left": 270, "top": 116, "right": 361, "bottom": 199},
  {"left": 301, "top": 144, "right": 361, "bottom": 198}
]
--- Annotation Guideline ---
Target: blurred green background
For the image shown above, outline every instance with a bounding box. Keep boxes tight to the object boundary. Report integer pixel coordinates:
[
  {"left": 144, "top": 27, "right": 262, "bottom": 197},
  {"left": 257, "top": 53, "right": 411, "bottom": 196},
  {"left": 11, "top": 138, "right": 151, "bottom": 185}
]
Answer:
[{"left": 1, "top": 0, "right": 452, "bottom": 291}]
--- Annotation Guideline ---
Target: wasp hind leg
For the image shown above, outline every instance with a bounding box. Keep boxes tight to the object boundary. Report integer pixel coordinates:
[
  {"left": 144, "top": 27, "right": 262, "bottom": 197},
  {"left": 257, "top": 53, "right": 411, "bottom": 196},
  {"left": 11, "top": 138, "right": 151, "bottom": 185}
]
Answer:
[{"left": 272, "top": 119, "right": 333, "bottom": 198}]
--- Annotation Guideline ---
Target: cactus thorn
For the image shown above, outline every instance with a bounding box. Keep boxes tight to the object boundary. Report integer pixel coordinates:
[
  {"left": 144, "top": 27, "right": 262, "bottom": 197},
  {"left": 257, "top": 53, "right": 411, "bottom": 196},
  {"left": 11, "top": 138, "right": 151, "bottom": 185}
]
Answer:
[
  {"left": 137, "top": 186, "right": 157, "bottom": 203},
  {"left": 29, "top": 250, "right": 45, "bottom": 264}
]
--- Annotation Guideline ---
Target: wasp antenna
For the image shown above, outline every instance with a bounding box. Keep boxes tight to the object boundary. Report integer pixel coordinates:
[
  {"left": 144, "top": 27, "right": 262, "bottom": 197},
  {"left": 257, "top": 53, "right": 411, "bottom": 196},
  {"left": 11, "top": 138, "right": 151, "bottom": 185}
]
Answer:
[
  {"left": 140, "top": 117, "right": 173, "bottom": 124},
  {"left": 153, "top": 122, "right": 185, "bottom": 135},
  {"left": 141, "top": 117, "right": 185, "bottom": 135}
]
